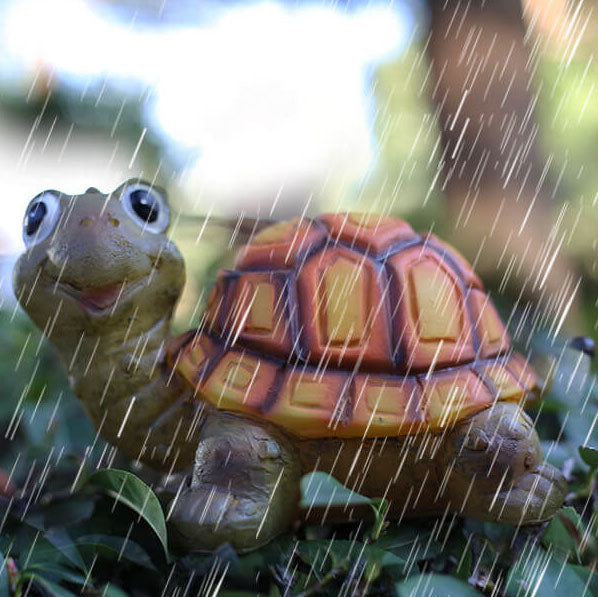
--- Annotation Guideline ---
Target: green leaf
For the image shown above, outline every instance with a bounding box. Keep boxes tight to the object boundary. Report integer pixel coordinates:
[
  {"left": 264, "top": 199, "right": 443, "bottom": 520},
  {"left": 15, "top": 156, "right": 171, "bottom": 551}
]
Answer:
[
  {"left": 42, "top": 496, "right": 95, "bottom": 529},
  {"left": 300, "top": 472, "right": 372, "bottom": 508},
  {"left": 20, "top": 533, "right": 85, "bottom": 575},
  {"left": 395, "top": 573, "right": 479, "bottom": 596},
  {"left": 101, "top": 583, "right": 130, "bottom": 597},
  {"left": 541, "top": 506, "right": 584, "bottom": 562},
  {"left": 27, "top": 574, "right": 79, "bottom": 597},
  {"left": 229, "top": 535, "right": 293, "bottom": 584},
  {"left": 24, "top": 564, "right": 87, "bottom": 587},
  {"left": 75, "top": 534, "right": 157, "bottom": 571},
  {"left": 455, "top": 542, "right": 472, "bottom": 582},
  {"left": 376, "top": 524, "right": 442, "bottom": 561},
  {"left": 506, "top": 545, "right": 587, "bottom": 596},
  {"left": 369, "top": 498, "right": 390, "bottom": 541},
  {"left": 569, "top": 564, "right": 598, "bottom": 594},
  {"left": 296, "top": 539, "right": 404, "bottom": 573},
  {"left": 85, "top": 469, "right": 169, "bottom": 560},
  {"left": 464, "top": 519, "right": 516, "bottom": 548},
  {"left": 43, "top": 528, "right": 88, "bottom": 573},
  {"left": 579, "top": 445, "right": 598, "bottom": 469}
]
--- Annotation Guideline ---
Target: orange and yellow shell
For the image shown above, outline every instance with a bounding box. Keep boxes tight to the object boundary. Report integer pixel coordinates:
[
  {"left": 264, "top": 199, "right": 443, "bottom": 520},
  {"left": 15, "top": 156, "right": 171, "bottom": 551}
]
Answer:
[{"left": 172, "top": 213, "right": 538, "bottom": 439}]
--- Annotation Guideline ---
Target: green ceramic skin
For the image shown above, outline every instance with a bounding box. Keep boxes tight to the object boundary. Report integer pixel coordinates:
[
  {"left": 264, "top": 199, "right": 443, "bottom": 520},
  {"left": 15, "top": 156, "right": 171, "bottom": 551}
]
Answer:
[{"left": 13, "top": 182, "right": 567, "bottom": 553}]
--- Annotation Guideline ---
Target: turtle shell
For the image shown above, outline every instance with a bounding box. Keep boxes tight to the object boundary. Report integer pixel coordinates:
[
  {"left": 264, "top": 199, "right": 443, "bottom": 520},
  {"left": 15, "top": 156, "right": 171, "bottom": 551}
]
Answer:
[{"left": 172, "top": 213, "right": 538, "bottom": 438}]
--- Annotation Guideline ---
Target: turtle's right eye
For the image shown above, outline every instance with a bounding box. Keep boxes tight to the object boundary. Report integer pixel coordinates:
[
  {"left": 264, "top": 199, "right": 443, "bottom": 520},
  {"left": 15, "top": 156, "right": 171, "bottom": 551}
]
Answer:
[
  {"left": 120, "top": 182, "right": 170, "bottom": 234},
  {"left": 22, "top": 192, "right": 61, "bottom": 247}
]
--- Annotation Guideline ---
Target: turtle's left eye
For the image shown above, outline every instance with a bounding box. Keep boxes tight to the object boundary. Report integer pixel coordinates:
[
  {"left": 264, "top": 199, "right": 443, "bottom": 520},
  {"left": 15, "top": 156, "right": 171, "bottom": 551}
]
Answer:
[
  {"left": 130, "top": 189, "right": 159, "bottom": 223},
  {"left": 464, "top": 428, "right": 489, "bottom": 451},
  {"left": 22, "top": 192, "right": 61, "bottom": 247},
  {"left": 25, "top": 202, "right": 47, "bottom": 235},
  {"left": 121, "top": 183, "right": 169, "bottom": 233},
  {"left": 570, "top": 336, "right": 595, "bottom": 359}
]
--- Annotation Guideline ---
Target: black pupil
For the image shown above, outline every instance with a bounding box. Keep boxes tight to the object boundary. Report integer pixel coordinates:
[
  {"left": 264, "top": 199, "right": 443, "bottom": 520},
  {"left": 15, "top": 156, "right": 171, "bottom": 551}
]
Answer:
[
  {"left": 25, "top": 202, "right": 47, "bottom": 236},
  {"left": 130, "top": 189, "right": 159, "bottom": 223},
  {"left": 570, "top": 336, "right": 596, "bottom": 359}
]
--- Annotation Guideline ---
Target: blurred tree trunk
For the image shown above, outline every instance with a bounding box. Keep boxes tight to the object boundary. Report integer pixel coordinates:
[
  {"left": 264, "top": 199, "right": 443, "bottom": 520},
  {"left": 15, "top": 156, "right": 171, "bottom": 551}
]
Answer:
[{"left": 426, "top": 0, "right": 581, "bottom": 333}]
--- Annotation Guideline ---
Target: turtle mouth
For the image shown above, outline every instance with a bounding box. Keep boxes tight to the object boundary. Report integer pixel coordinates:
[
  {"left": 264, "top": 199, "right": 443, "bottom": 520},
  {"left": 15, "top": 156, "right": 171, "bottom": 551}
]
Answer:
[
  {"left": 53, "top": 278, "right": 145, "bottom": 315},
  {"left": 491, "top": 462, "right": 567, "bottom": 525}
]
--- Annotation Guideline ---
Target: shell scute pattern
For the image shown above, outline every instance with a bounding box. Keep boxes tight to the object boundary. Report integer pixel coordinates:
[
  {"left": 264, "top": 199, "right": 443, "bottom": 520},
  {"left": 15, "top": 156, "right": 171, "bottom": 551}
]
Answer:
[
  {"left": 204, "top": 270, "right": 294, "bottom": 358},
  {"left": 418, "top": 368, "right": 493, "bottom": 430},
  {"left": 424, "top": 233, "right": 483, "bottom": 290},
  {"left": 469, "top": 289, "right": 511, "bottom": 358},
  {"left": 318, "top": 212, "right": 418, "bottom": 256},
  {"left": 201, "top": 349, "right": 279, "bottom": 412},
  {"left": 175, "top": 214, "right": 538, "bottom": 438},
  {"left": 235, "top": 218, "right": 327, "bottom": 270},
  {"left": 385, "top": 245, "right": 476, "bottom": 372},
  {"left": 296, "top": 245, "right": 393, "bottom": 370},
  {"left": 351, "top": 374, "right": 423, "bottom": 437},
  {"left": 266, "top": 368, "right": 349, "bottom": 436}
]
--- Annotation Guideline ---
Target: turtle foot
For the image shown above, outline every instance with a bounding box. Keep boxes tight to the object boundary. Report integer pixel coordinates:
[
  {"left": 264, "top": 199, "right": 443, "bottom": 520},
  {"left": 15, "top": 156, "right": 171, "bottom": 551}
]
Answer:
[{"left": 168, "top": 485, "right": 284, "bottom": 553}]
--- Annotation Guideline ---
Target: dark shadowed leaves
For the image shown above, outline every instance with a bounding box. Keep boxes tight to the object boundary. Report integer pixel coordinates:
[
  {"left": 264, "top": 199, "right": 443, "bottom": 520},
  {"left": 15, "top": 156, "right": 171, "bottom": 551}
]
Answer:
[
  {"left": 0, "top": 552, "right": 9, "bottom": 597},
  {"left": 568, "top": 564, "right": 598, "bottom": 595},
  {"left": 376, "top": 523, "right": 442, "bottom": 562},
  {"left": 541, "top": 506, "right": 584, "bottom": 562},
  {"left": 28, "top": 575, "right": 79, "bottom": 597},
  {"left": 42, "top": 496, "right": 96, "bottom": 530},
  {"left": 100, "top": 584, "right": 129, "bottom": 597},
  {"left": 297, "top": 539, "right": 404, "bottom": 573},
  {"left": 395, "top": 573, "right": 480, "bottom": 596},
  {"left": 505, "top": 544, "right": 588, "bottom": 596},
  {"left": 75, "top": 534, "right": 157, "bottom": 571},
  {"left": 84, "top": 469, "right": 169, "bottom": 560},
  {"left": 579, "top": 445, "right": 598, "bottom": 469}
]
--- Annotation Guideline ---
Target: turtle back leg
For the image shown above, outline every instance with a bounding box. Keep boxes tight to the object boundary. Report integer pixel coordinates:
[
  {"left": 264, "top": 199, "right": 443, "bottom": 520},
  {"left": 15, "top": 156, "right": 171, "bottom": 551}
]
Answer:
[
  {"left": 167, "top": 413, "right": 302, "bottom": 553},
  {"left": 441, "top": 401, "right": 567, "bottom": 524}
]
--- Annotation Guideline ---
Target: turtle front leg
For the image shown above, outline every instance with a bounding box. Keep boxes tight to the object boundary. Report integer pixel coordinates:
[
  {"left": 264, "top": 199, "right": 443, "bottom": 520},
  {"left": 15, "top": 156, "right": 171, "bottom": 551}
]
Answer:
[
  {"left": 441, "top": 402, "right": 567, "bottom": 525},
  {"left": 167, "top": 413, "right": 302, "bottom": 553}
]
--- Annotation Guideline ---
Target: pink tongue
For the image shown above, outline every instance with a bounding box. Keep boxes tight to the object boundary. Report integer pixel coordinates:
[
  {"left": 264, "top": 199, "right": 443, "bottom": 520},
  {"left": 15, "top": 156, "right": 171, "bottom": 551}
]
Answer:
[{"left": 80, "top": 284, "right": 122, "bottom": 310}]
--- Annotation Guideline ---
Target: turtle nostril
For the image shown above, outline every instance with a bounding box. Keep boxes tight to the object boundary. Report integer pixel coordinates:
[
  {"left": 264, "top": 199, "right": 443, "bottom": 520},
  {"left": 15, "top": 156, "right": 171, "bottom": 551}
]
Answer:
[
  {"left": 524, "top": 453, "right": 534, "bottom": 470},
  {"left": 80, "top": 217, "right": 94, "bottom": 227}
]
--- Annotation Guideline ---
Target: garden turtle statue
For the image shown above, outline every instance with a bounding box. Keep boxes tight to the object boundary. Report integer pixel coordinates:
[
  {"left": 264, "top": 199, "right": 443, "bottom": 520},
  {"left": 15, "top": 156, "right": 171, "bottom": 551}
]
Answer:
[{"left": 13, "top": 180, "right": 568, "bottom": 552}]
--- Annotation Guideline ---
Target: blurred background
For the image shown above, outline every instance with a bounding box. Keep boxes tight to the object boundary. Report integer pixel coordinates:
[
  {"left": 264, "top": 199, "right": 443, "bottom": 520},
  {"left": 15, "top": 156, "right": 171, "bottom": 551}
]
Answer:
[
  {"left": 0, "top": 0, "right": 596, "bottom": 325},
  {"left": 0, "top": 0, "right": 598, "bottom": 496}
]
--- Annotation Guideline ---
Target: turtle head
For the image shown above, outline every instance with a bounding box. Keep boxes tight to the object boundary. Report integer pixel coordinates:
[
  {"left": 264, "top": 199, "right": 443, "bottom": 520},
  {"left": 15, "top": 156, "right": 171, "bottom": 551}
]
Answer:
[
  {"left": 13, "top": 180, "right": 185, "bottom": 346},
  {"left": 441, "top": 402, "right": 566, "bottom": 524}
]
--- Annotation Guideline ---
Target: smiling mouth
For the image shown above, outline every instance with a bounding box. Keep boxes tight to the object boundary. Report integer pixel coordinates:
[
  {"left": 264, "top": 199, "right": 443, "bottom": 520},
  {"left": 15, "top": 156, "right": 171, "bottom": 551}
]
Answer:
[{"left": 54, "top": 279, "right": 143, "bottom": 315}]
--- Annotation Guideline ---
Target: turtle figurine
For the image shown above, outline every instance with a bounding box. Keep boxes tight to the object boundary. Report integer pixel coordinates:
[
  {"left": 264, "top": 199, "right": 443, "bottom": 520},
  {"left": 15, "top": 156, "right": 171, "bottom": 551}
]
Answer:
[{"left": 13, "top": 180, "right": 568, "bottom": 553}]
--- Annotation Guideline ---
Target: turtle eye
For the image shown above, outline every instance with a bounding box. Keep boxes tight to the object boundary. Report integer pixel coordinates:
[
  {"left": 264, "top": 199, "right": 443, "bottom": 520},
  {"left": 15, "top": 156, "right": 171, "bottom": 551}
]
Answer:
[
  {"left": 130, "top": 189, "right": 159, "bottom": 223},
  {"left": 22, "top": 192, "right": 60, "bottom": 247},
  {"left": 570, "top": 336, "right": 595, "bottom": 359},
  {"left": 121, "top": 183, "right": 169, "bottom": 233},
  {"left": 25, "top": 202, "right": 47, "bottom": 235},
  {"left": 464, "top": 428, "right": 489, "bottom": 451}
]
